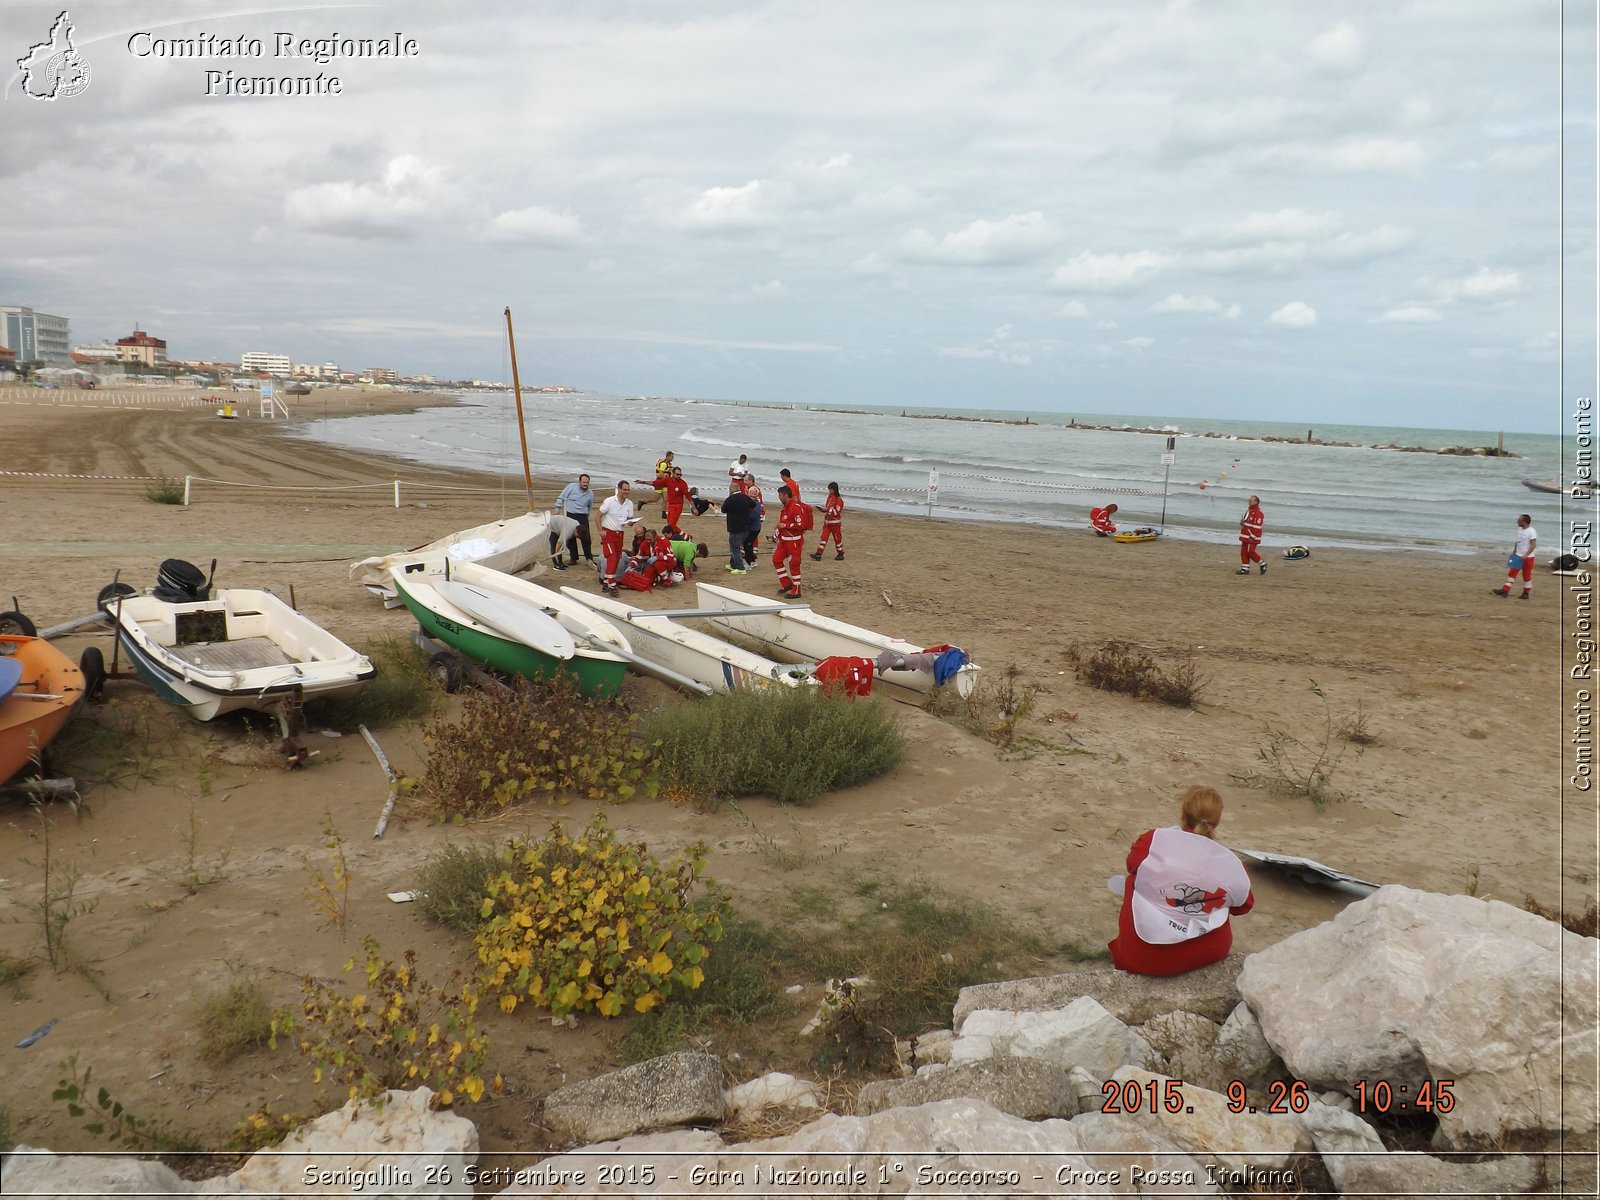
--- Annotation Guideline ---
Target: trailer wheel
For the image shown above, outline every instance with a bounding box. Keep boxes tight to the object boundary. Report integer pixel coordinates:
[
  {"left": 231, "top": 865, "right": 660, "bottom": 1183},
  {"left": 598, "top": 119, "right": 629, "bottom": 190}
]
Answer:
[
  {"left": 429, "top": 652, "right": 465, "bottom": 694},
  {"left": 0, "top": 610, "right": 36, "bottom": 637},
  {"left": 79, "top": 646, "right": 107, "bottom": 701}
]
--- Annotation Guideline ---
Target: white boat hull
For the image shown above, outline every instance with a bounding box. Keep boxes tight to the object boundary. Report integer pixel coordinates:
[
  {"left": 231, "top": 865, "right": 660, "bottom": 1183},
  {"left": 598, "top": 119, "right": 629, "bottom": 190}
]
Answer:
[
  {"left": 105, "top": 589, "right": 373, "bottom": 721},
  {"left": 692, "top": 582, "right": 980, "bottom": 704},
  {"left": 560, "top": 588, "right": 812, "bottom": 694},
  {"left": 351, "top": 511, "right": 575, "bottom": 605}
]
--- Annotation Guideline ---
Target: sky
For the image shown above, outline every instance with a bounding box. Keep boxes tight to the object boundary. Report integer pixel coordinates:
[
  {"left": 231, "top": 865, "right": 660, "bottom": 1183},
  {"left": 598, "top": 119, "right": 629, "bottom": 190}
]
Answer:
[{"left": 3, "top": 0, "right": 1595, "bottom": 433}]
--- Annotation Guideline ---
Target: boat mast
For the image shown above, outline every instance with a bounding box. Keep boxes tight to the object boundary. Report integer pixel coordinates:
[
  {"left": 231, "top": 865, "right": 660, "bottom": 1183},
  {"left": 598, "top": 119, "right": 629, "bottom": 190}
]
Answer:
[{"left": 504, "top": 306, "right": 536, "bottom": 511}]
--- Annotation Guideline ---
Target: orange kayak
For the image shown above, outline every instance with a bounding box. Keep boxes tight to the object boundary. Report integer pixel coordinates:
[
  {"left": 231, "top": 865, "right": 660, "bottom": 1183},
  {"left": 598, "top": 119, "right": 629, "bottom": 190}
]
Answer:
[{"left": 0, "top": 635, "right": 86, "bottom": 784}]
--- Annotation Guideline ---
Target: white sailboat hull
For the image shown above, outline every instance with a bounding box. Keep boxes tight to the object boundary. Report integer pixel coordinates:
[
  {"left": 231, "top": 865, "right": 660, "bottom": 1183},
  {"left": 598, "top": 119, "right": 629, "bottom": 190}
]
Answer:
[
  {"left": 560, "top": 588, "right": 812, "bottom": 694},
  {"left": 351, "top": 511, "right": 574, "bottom": 605},
  {"left": 691, "top": 581, "right": 980, "bottom": 704}
]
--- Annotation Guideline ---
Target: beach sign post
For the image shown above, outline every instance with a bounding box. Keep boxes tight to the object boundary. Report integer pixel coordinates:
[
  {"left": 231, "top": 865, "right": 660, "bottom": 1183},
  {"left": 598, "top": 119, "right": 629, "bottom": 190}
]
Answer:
[
  {"left": 1159, "top": 437, "right": 1176, "bottom": 532},
  {"left": 926, "top": 468, "right": 940, "bottom": 518}
]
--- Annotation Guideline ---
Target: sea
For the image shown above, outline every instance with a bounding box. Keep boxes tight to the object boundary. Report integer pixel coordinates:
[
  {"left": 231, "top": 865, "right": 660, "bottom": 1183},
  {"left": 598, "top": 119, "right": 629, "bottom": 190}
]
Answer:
[{"left": 290, "top": 393, "right": 1584, "bottom": 556}]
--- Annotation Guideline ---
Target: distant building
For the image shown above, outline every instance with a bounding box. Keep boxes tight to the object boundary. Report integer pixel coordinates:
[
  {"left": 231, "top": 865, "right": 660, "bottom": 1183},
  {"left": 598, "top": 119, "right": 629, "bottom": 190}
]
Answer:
[
  {"left": 240, "top": 351, "right": 291, "bottom": 375},
  {"left": 73, "top": 343, "right": 121, "bottom": 361},
  {"left": 363, "top": 367, "right": 399, "bottom": 383},
  {"left": 0, "top": 305, "right": 71, "bottom": 364},
  {"left": 116, "top": 329, "right": 168, "bottom": 367}
]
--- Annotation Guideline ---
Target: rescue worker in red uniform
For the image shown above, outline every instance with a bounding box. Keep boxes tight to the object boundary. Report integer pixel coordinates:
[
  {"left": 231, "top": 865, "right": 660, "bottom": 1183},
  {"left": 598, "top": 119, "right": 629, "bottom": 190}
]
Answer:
[
  {"left": 1238, "top": 495, "right": 1265, "bottom": 575},
  {"left": 1090, "top": 503, "right": 1119, "bottom": 536},
  {"left": 811, "top": 481, "right": 845, "bottom": 560},
  {"left": 771, "top": 484, "right": 807, "bottom": 598},
  {"left": 655, "top": 468, "right": 692, "bottom": 538},
  {"left": 1108, "top": 786, "right": 1254, "bottom": 977}
]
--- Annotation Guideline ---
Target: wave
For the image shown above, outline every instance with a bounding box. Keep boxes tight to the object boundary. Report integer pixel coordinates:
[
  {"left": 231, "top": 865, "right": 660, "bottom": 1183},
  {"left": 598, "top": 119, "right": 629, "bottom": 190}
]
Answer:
[{"left": 676, "top": 430, "right": 784, "bottom": 452}]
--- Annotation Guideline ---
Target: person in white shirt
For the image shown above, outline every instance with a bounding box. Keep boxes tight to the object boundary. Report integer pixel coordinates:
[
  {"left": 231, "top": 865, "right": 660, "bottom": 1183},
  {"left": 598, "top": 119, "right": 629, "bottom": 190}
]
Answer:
[
  {"left": 597, "top": 481, "right": 640, "bottom": 594},
  {"left": 728, "top": 454, "right": 749, "bottom": 480},
  {"left": 1493, "top": 513, "right": 1537, "bottom": 600}
]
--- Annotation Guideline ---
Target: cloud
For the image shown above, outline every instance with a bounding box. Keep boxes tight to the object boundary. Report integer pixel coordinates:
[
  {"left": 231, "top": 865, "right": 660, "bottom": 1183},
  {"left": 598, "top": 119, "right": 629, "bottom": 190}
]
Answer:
[
  {"left": 283, "top": 155, "right": 455, "bottom": 239},
  {"left": 1250, "top": 138, "right": 1428, "bottom": 174},
  {"left": 936, "top": 324, "right": 1055, "bottom": 365},
  {"left": 1149, "top": 293, "right": 1241, "bottom": 318},
  {"left": 1431, "top": 267, "right": 1524, "bottom": 303},
  {"left": 1485, "top": 144, "right": 1556, "bottom": 171},
  {"left": 1268, "top": 301, "right": 1318, "bottom": 328},
  {"left": 484, "top": 206, "right": 583, "bottom": 245},
  {"left": 587, "top": 257, "right": 617, "bottom": 273},
  {"left": 1059, "top": 300, "right": 1090, "bottom": 318},
  {"left": 680, "top": 180, "right": 775, "bottom": 230},
  {"left": 1048, "top": 250, "right": 1175, "bottom": 292},
  {"left": 1123, "top": 336, "right": 1155, "bottom": 350},
  {"left": 1309, "top": 22, "right": 1361, "bottom": 71},
  {"left": 900, "top": 211, "right": 1054, "bottom": 265},
  {"left": 849, "top": 252, "right": 892, "bottom": 276},
  {"left": 1194, "top": 209, "right": 1341, "bottom": 245},
  {"left": 1377, "top": 304, "right": 1442, "bottom": 323},
  {"left": 751, "top": 279, "right": 787, "bottom": 297}
]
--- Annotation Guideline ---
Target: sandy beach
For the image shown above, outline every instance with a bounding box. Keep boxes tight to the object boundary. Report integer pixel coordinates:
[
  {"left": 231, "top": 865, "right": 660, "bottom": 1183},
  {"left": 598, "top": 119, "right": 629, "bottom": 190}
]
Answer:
[{"left": 0, "top": 387, "right": 1586, "bottom": 1162}]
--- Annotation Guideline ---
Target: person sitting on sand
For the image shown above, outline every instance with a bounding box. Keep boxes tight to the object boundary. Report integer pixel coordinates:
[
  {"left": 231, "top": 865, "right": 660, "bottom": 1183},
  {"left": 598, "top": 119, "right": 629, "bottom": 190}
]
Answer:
[
  {"left": 1107, "top": 786, "right": 1254, "bottom": 977},
  {"left": 1090, "top": 503, "right": 1119, "bottom": 536}
]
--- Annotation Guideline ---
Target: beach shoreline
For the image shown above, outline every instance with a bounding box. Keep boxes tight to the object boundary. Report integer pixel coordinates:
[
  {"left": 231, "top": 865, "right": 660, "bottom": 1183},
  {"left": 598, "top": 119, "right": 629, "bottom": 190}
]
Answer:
[{"left": 0, "top": 388, "right": 1584, "bottom": 1158}]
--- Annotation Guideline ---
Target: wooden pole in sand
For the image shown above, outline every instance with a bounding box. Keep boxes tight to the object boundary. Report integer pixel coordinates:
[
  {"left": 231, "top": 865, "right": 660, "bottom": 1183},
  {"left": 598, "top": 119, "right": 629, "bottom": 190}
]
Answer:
[{"left": 504, "top": 306, "right": 536, "bottom": 512}]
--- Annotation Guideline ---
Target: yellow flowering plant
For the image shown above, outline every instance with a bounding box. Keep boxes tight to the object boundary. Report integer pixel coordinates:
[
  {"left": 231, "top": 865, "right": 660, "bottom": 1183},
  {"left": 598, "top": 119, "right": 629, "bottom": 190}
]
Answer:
[
  {"left": 277, "top": 938, "right": 499, "bottom": 1109},
  {"left": 474, "top": 812, "right": 727, "bottom": 1018}
]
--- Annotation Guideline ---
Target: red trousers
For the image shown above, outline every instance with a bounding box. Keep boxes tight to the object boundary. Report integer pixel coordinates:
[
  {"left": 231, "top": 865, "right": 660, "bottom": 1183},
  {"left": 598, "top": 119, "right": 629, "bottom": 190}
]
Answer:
[
  {"left": 1240, "top": 538, "right": 1262, "bottom": 566},
  {"left": 773, "top": 535, "right": 803, "bottom": 589},
  {"left": 1506, "top": 556, "right": 1535, "bottom": 585},
  {"left": 817, "top": 523, "right": 843, "bottom": 551},
  {"left": 600, "top": 528, "right": 624, "bottom": 580}
]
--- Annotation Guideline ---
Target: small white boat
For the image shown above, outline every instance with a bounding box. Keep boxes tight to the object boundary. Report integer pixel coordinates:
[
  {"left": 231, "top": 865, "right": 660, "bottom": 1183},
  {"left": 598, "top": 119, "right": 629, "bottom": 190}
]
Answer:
[
  {"left": 103, "top": 588, "right": 374, "bottom": 722},
  {"left": 388, "top": 559, "right": 630, "bottom": 699},
  {"left": 351, "top": 511, "right": 575, "bottom": 606},
  {"left": 560, "top": 588, "right": 813, "bottom": 695},
  {"left": 692, "top": 582, "right": 980, "bottom": 705},
  {"left": 1522, "top": 477, "right": 1593, "bottom": 496}
]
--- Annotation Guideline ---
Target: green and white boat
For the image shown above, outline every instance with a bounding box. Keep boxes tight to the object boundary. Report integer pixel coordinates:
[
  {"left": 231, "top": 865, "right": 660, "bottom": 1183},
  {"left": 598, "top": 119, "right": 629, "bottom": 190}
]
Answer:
[{"left": 389, "top": 558, "right": 630, "bottom": 699}]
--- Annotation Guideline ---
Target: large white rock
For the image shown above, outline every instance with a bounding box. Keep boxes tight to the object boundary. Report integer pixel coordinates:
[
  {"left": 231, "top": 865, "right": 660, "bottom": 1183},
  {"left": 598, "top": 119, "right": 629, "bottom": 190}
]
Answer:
[
  {"left": 1093, "top": 1068, "right": 1312, "bottom": 1172},
  {"left": 1215, "top": 1001, "right": 1283, "bottom": 1088},
  {"left": 2, "top": 1147, "right": 196, "bottom": 1196},
  {"left": 952, "top": 957, "right": 1243, "bottom": 1030},
  {"left": 218, "top": 1087, "right": 479, "bottom": 1197},
  {"left": 1237, "top": 885, "right": 1598, "bottom": 1146},
  {"left": 951, "top": 997, "right": 1153, "bottom": 1078},
  {"left": 723, "top": 1072, "right": 820, "bottom": 1117},
  {"left": 505, "top": 1100, "right": 1212, "bottom": 1196}
]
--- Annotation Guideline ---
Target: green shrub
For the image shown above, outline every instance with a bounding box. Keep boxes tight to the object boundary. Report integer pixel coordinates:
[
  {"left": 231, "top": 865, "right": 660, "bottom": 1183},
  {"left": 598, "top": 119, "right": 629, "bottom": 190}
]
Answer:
[
  {"left": 619, "top": 914, "right": 784, "bottom": 1062},
  {"left": 415, "top": 842, "right": 507, "bottom": 931},
  {"left": 190, "top": 977, "right": 274, "bottom": 1064},
  {"left": 474, "top": 812, "right": 727, "bottom": 1018},
  {"left": 421, "top": 677, "right": 658, "bottom": 820},
  {"left": 143, "top": 477, "right": 185, "bottom": 505},
  {"left": 1065, "top": 640, "right": 1206, "bottom": 708},
  {"left": 308, "top": 634, "right": 435, "bottom": 729},
  {"left": 644, "top": 687, "right": 903, "bottom": 806}
]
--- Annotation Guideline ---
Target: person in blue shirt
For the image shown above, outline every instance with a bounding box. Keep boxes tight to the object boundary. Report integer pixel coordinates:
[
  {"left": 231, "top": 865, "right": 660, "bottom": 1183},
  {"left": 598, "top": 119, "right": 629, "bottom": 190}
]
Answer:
[{"left": 554, "top": 474, "right": 595, "bottom": 566}]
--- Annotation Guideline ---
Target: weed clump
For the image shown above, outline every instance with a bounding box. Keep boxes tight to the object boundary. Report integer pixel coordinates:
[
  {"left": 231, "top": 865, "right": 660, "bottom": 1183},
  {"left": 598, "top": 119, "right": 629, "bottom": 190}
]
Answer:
[
  {"left": 475, "top": 812, "right": 727, "bottom": 1019},
  {"left": 415, "top": 841, "right": 508, "bottom": 931},
  {"left": 421, "top": 676, "right": 657, "bottom": 820},
  {"left": 143, "top": 477, "right": 185, "bottom": 505},
  {"left": 1232, "top": 680, "right": 1356, "bottom": 809},
  {"left": 644, "top": 687, "right": 903, "bottom": 806},
  {"left": 308, "top": 634, "right": 434, "bottom": 729},
  {"left": 190, "top": 977, "right": 274, "bottom": 1064},
  {"left": 1065, "top": 640, "right": 1206, "bottom": 708},
  {"left": 619, "top": 915, "right": 784, "bottom": 1062}
]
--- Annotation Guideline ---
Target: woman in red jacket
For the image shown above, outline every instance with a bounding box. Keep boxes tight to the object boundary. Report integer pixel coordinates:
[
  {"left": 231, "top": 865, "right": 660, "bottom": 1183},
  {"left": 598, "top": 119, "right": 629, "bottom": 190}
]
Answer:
[{"left": 1108, "top": 786, "right": 1254, "bottom": 976}]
